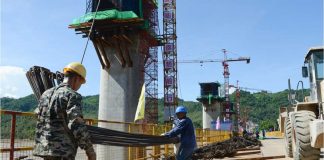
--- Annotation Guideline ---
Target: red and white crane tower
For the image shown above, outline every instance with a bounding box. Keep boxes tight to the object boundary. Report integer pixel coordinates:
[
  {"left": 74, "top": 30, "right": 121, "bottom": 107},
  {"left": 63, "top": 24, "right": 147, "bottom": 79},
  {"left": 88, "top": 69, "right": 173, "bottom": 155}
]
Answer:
[
  {"left": 229, "top": 83, "right": 271, "bottom": 132},
  {"left": 221, "top": 49, "right": 250, "bottom": 131},
  {"left": 175, "top": 49, "right": 250, "bottom": 131}
]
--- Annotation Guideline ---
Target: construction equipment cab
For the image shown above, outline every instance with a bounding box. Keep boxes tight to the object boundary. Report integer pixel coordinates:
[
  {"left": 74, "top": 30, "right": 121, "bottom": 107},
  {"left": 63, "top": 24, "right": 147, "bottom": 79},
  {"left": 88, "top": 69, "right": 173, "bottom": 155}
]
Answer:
[
  {"left": 301, "top": 47, "right": 323, "bottom": 148},
  {"left": 303, "top": 47, "right": 324, "bottom": 104}
]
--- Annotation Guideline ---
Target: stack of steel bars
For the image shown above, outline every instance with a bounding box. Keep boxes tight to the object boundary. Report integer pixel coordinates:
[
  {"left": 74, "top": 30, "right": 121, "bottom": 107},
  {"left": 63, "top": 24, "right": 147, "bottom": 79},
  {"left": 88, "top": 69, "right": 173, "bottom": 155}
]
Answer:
[
  {"left": 26, "top": 66, "right": 64, "bottom": 100},
  {"left": 26, "top": 66, "right": 175, "bottom": 146},
  {"left": 87, "top": 125, "right": 177, "bottom": 146}
]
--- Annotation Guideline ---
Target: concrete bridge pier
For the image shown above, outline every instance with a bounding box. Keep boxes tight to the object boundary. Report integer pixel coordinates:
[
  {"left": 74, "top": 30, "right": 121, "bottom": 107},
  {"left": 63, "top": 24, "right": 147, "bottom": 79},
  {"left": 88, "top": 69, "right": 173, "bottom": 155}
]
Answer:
[{"left": 96, "top": 34, "right": 143, "bottom": 160}]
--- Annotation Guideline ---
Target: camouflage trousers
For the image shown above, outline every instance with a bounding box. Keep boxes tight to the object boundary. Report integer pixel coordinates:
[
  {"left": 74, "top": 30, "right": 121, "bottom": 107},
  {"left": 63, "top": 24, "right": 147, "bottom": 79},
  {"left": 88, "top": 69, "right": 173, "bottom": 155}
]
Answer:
[{"left": 42, "top": 156, "right": 75, "bottom": 160}]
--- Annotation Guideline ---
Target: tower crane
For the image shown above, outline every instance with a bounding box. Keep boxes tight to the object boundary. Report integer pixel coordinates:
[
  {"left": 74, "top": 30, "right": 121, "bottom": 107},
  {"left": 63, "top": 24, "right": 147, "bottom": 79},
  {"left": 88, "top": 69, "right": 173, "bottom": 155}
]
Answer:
[
  {"left": 229, "top": 81, "right": 271, "bottom": 133},
  {"left": 221, "top": 49, "right": 250, "bottom": 133},
  {"left": 229, "top": 85, "right": 272, "bottom": 94},
  {"left": 175, "top": 49, "right": 250, "bottom": 132},
  {"left": 239, "top": 87, "right": 272, "bottom": 93}
]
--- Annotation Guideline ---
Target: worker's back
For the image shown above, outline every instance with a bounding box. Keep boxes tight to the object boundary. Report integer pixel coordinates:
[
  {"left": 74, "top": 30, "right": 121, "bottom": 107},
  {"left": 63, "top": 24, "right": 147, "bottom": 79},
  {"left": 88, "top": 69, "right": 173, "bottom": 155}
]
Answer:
[
  {"left": 33, "top": 83, "right": 81, "bottom": 158},
  {"left": 177, "top": 117, "right": 197, "bottom": 149}
]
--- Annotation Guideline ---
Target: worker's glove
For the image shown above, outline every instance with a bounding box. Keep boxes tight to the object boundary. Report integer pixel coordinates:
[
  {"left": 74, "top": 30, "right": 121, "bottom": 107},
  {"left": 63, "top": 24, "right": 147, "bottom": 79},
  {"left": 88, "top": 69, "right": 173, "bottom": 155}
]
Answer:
[
  {"left": 172, "top": 136, "right": 180, "bottom": 143},
  {"left": 85, "top": 147, "right": 96, "bottom": 160}
]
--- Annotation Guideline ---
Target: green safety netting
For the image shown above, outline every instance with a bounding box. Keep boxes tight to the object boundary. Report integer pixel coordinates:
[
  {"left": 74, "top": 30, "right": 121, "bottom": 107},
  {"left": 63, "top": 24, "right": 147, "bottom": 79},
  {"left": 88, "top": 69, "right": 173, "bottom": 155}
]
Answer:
[{"left": 71, "top": 9, "right": 139, "bottom": 26}]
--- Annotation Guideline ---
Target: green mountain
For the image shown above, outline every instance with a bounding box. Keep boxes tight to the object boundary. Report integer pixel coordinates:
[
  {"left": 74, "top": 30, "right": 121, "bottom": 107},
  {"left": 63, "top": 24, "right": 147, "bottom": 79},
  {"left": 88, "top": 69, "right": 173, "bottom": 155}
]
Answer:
[
  {"left": 0, "top": 89, "right": 309, "bottom": 134},
  {"left": 0, "top": 94, "right": 101, "bottom": 139},
  {"left": 0, "top": 94, "right": 100, "bottom": 118}
]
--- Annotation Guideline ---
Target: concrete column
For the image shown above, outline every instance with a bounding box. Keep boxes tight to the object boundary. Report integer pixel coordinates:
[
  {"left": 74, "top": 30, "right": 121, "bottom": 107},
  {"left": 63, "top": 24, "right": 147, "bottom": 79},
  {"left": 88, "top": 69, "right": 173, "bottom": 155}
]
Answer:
[
  {"left": 202, "top": 103, "right": 221, "bottom": 129},
  {"left": 96, "top": 34, "right": 142, "bottom": 160}
]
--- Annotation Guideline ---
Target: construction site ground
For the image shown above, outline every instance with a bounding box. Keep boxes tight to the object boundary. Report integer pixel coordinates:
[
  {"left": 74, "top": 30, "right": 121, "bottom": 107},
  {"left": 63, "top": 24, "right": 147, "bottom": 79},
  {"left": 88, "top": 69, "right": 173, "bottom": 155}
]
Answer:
[
  {"left": 221, "top": 137, "right": 324, "bottom": 160},
  {"left": 220, "top": 137, "right": 289, "bottom": 160}
]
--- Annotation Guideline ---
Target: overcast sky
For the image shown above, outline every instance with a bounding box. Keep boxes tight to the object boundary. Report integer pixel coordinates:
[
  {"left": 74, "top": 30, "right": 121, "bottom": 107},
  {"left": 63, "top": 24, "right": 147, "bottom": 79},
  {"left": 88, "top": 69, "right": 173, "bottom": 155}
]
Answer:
[{"left": 1, "top": 0, "right": 323, "bottom": 100}]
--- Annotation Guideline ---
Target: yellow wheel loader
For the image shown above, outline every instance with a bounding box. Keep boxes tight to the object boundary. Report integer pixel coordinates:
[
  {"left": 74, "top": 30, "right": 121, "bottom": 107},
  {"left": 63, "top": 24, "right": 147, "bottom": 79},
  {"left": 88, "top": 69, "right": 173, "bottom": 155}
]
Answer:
[{"left": 285, "top": 47, "right": 323, "bottom": 160}]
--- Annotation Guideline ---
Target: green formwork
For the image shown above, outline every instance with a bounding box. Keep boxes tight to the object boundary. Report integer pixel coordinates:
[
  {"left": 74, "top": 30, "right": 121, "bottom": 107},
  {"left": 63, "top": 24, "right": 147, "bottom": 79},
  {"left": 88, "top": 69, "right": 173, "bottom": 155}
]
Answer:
[
  {"left": 71, "top": 9, "right": 139, "bottom": 26},
  {"left": 197, "top": 94, "right": 225, "bottom": 105}
]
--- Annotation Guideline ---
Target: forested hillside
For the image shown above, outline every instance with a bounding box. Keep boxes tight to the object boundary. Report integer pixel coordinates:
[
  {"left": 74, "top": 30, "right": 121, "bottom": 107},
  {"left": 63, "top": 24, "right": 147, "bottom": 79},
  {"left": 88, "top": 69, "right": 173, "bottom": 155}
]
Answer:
[{"left": 0, "top": 89, "right": 308, "bottom": 132}]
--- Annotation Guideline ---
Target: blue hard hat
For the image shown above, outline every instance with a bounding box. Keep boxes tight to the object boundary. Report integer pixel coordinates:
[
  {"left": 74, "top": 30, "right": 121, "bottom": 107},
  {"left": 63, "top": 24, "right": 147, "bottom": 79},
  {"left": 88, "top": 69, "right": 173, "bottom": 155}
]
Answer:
[{"left": 175, "top": 106, "right": 187, "bottom": 114}]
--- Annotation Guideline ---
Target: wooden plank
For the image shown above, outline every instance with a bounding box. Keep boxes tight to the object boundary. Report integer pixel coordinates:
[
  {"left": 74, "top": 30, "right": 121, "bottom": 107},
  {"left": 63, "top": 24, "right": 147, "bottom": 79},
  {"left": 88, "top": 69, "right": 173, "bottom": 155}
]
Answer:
[
  {"left": 69, "top": 18, "right": 144, "bottom": 30},
  {"left": 230, "top": 155, "right": 286, "bottom": 160},
  {"left": 235, "top": 150, "right": 261, "bottom": 156},
  {"left": 96, "top": 38, "right": 111, "bottom": 69},
  {"left": 92, "top": 40, "right": 105, "bottom": 69},
  {"left": 119, "top": 37, "right": 133, "bottom": 67},
  {"left": 101, "top": 38, "right": 113, "bottom": 47},
  {"left": 121, "top": 34, "right": 133, "bottom": 44},
  {"left": 236, "top": 147, "right": 261, "bottom": 151},
  {"left": 111, "top": 36, "right": 126, "bottom": 67}
]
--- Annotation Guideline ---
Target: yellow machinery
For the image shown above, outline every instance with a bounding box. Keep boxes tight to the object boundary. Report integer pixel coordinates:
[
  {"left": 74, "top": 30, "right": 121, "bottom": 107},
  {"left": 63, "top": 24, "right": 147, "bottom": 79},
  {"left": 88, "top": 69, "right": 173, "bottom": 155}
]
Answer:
[{"left": 284, "top": 47, "right": 323, "bottom": 159}]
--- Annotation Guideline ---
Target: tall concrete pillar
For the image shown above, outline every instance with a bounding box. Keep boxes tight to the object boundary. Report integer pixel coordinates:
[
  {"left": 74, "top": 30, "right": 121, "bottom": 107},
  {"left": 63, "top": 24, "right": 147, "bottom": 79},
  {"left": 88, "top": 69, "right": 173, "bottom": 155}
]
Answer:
[
  {"left": 96, "top": 34, "right": 142, "bottom": 160},
  {"left": 197, "top": 82, "right": 223, "bottom": 130},
  {"left": 202, "top": 103, "right": 222, "bottom": 129}
]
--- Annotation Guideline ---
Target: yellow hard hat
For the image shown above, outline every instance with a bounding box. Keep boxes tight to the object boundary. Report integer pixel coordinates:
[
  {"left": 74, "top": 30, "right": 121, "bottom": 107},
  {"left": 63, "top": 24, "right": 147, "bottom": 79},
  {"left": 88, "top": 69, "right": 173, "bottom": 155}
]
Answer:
[{"left": 63, "top": 62, "right": 86, "bottom": 84}]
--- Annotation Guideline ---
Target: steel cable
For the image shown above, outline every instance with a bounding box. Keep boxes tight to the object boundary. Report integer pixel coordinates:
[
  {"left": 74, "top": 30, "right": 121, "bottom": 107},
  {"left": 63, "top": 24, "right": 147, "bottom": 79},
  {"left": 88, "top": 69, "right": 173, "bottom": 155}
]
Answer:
[{"left": 80, "top": 0, "right": 102, "bottom": 64}]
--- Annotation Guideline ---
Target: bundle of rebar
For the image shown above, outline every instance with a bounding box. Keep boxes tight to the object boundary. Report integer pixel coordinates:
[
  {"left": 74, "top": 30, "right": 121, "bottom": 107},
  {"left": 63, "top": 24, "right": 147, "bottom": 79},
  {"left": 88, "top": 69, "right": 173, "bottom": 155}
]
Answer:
[
  {"left": 26, "top": 66, "right": 174, "bottom": 147},
  {"left": 192, "top": 136, "right": 262, "bottom": 159},
  {"left": 26, "top": 66, "right": 64, "bottom": 100},
  {"left": 87, "top": 125, "right": 177, "bottom": 147}
]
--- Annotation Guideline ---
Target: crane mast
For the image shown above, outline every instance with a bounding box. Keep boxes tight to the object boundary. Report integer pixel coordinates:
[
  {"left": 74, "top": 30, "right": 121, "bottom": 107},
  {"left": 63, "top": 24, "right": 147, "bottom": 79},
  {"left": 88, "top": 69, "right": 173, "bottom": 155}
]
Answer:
[{"left": 221, "top": 49, "right": 250, "bottom": 133}]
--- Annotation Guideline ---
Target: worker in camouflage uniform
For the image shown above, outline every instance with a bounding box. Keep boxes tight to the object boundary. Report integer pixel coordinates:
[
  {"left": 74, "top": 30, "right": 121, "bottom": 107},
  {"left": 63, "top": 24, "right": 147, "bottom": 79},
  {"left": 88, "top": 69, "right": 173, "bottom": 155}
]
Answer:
[{"left": 33, "top": 62, "right": 96, "bottom": 160}]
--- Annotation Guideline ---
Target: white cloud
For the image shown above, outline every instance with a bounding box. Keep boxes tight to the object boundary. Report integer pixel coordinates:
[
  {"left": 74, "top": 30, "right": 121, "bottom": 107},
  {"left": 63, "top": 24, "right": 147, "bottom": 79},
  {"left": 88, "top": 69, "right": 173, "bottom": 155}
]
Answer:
[{"left": 0, "top": 66, "right": 32, "bottom": 98}]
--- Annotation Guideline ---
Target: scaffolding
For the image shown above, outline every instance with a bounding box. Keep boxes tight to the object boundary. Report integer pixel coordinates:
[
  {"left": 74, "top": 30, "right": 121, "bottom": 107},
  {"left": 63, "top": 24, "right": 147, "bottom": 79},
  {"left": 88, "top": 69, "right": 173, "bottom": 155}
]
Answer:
[
  {"left": 162, "top": 0, "right": 178, "bottom": 121},
  {"left": 143, "top": 46, "right": 159, "bottom": 124},
  {"left": 143, "top": 0, "right": 159, "bottom": 124}
]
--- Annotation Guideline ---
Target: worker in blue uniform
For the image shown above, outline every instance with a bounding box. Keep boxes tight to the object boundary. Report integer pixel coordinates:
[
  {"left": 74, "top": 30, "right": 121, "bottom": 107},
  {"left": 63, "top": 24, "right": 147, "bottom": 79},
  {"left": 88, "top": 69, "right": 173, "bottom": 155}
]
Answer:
[{"left": 164, "top": 106, "right": 197, "bottom": 160}]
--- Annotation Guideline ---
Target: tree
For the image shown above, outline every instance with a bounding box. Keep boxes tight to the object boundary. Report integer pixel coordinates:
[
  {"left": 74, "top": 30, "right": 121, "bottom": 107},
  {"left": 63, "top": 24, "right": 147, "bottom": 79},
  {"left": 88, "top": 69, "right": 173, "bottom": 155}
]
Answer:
[{"left": 259, "top": 119, "right": 276, "bottom": 130}]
